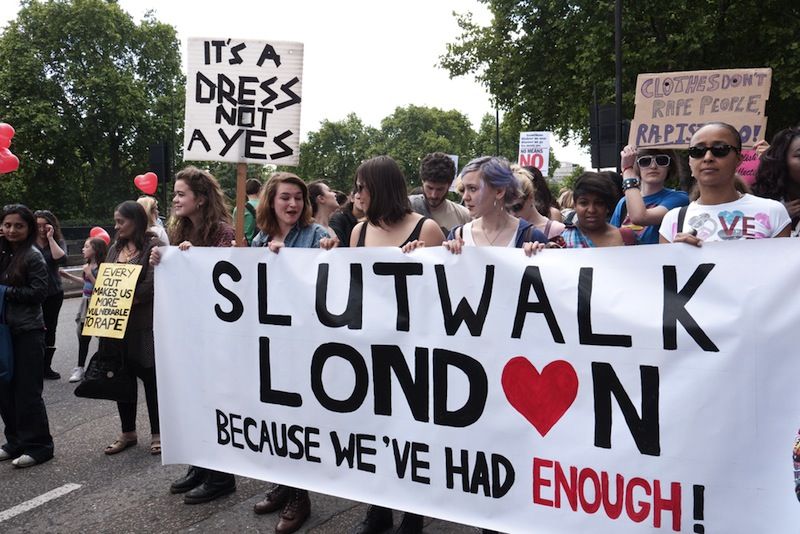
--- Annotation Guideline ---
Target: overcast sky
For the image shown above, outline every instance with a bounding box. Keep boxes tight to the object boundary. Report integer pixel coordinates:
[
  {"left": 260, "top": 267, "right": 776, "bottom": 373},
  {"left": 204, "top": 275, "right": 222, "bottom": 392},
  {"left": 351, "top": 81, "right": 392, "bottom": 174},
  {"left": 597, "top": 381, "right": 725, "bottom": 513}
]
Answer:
[{"left": 0, "top": 0, "right": 591, "bottom": 167}]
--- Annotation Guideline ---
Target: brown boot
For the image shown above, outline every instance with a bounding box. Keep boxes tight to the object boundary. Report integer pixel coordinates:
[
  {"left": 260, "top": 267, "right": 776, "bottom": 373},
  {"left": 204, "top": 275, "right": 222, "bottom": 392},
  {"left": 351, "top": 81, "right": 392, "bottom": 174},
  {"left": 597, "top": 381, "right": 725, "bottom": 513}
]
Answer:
[
  {"left": 275, "top": 488, "right": 311, "bottom": 534},
  {"left": 254, "top": 484, "right": 291, "bottom": 514}
]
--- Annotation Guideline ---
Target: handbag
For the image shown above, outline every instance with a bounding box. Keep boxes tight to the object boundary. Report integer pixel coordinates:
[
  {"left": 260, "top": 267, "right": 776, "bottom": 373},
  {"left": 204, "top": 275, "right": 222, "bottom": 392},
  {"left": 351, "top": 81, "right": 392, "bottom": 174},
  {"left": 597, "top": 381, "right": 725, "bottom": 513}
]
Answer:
[
  {"left": 0, "top": 286, "right": 13, "bottom": 383},
  {"left": 74, "top": 339, "right": 137, "bottom": 402}
]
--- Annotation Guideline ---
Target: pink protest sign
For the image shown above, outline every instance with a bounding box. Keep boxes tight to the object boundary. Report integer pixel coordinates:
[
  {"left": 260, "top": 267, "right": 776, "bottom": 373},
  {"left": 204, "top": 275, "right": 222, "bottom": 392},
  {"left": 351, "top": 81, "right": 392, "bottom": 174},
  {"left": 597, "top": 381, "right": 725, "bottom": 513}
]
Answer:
[{"left": 736, "top": 149, "right": 760, "bottom": 185}]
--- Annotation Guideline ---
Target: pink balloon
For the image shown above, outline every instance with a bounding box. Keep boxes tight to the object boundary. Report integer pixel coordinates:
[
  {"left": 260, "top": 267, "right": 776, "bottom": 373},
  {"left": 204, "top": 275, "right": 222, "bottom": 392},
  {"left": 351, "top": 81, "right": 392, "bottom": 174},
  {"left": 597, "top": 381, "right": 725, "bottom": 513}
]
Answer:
[
  {"left": 134, "top": 172, "right": 158, "bottom": 195},
  {"left": 0, "top": 123, "right": 14, "bottom": 140},
  {"left": 89, "top": 226, "right": 111, "bottom": 245},
  {"left": 0, "top": 136, "right": 9, "bottom": 149},
  {"left": 0, "top": 150, "right": 18, "bottom": 174}
]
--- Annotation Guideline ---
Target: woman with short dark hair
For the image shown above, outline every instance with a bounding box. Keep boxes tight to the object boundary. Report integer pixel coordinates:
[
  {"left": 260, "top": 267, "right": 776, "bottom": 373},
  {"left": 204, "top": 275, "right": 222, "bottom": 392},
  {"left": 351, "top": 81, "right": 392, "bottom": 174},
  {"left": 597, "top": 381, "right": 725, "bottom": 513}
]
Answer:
[{"left": 562, "top": 172, "right": 638, "bottom": 248}]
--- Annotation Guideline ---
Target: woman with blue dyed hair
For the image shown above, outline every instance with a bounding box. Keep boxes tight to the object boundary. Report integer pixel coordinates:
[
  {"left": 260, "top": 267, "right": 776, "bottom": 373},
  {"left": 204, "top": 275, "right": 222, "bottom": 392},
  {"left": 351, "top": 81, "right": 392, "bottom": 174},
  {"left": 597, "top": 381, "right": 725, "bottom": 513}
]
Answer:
[{"left": 445, "top": 156, "right": 547, "bottom": 254}]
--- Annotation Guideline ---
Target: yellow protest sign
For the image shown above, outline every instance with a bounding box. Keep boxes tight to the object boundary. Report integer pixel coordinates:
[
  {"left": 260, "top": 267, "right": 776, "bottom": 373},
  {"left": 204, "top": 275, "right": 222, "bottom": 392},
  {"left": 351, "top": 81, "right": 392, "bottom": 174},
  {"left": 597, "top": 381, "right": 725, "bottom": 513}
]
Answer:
[
  {"left": 82, "top": 263, "right": 142, "bottom": 339},
  {"left": 629, "top": 68, "right": 771, "bottom": 149}
]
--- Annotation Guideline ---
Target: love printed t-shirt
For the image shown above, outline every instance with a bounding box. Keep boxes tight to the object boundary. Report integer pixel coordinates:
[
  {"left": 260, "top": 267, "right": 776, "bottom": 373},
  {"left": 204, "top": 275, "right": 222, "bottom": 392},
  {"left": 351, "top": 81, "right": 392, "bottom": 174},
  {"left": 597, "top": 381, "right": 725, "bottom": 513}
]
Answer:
[{"left": 659, "top": 194, "right": 790, "bottom": 242}]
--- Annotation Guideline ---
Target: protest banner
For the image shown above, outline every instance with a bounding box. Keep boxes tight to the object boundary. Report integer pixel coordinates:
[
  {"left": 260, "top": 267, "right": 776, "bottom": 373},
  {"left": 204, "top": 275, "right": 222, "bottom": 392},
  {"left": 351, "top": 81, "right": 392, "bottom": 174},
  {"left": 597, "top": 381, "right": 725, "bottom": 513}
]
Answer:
[
  {"left": 629, "top": 68, "right": 771, "bottom": 149},
  {"left": 183, "top": 37, "right": 303, "bottom": 165},
  {"left": 736, "top": 149, "right": 760, "bottom": 186},
  {"left": 154, "top": 242, "right": 800, "bottom": 533},
  {"left": 82, "top": 263, "right": 142, "bottom": 339},
  {"left": 518, "top": 131, "right": 550, "bottom": 175}
]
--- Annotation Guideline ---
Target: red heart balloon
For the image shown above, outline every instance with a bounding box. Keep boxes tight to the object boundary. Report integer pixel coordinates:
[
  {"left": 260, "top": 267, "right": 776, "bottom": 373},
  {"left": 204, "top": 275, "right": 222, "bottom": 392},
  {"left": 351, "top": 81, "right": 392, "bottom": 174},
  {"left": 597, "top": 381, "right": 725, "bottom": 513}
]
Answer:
[
  {"left": 89, "top": 226, "right": 111, "bottom": 245},
  {"left": 0, "top": 123, "right": 14, "bottom": 140},
  {"left": 0, "top": 136, "right": 9, "bottom": 149},
  {"left": 501, "top": 357, "right": 579, "bottom": 437},
  {"left": 0, "top": 151, "right": 19, "bottom": 174},
  {"left": 134, "top": 172, "right": 158, "bottom": 195}
]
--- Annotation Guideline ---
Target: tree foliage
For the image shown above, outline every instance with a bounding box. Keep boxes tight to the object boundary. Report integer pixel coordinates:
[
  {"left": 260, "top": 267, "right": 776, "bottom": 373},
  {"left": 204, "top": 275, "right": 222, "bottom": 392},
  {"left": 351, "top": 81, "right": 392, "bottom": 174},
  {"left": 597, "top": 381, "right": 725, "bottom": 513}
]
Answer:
[
  {"left": 293, "top": 113, "right": 380, "bottom": 193},
  {"left": 441, "top": 0, "right": 800, "bottom": 145},
  {"left": 0, "top": 0, "right": 184, "bottom": 221},
  {"left": 472, "top": 112, "right": 561, "bottom": 178},
  {"left": 376, "top": 105, "right": 476, "bottom": 187}
]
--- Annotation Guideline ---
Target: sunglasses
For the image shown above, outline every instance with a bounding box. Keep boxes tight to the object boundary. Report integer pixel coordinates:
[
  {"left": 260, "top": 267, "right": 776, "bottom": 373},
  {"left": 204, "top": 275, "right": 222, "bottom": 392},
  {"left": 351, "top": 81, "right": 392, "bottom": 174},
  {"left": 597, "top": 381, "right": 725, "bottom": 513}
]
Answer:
[
  {"left": 687, "top": 144, "right": 738, "bottom": 159},
  {"left": 637, "top": 155, "right": 670, "bottom": 168}
]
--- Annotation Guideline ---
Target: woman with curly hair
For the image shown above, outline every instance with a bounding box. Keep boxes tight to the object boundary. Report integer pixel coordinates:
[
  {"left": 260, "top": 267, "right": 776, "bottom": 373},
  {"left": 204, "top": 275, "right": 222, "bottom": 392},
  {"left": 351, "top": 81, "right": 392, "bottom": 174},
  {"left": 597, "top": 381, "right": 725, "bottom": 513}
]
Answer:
[
  {"left": 168, "top": 166, "right": 234, "bottom": 249},
  {"left": 151, "top": 166, "right": 237, "bottom": 503},
  {"left": 752, "top": 126, "right": 800, "bottom": 236}
]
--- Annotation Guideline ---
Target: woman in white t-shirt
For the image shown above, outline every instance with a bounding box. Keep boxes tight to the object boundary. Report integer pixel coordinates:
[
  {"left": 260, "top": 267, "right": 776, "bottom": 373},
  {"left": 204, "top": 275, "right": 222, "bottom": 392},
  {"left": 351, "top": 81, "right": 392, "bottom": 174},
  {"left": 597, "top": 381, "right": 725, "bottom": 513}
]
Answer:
[{"left": 659, "top": 122, "right": 791, "bottom": 244}]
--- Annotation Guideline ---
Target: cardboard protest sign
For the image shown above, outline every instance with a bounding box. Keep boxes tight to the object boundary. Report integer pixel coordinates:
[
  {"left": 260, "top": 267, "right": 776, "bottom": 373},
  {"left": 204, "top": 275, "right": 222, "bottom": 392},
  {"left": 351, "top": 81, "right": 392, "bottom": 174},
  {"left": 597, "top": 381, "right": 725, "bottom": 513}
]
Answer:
[
  {"left": 518, "top": 131, "right": 550, "bottom": 175},
  {"left": 629, "top": 68, "right": 771, "bottom": 149},
  {"left": 183, "top": 38, "right": 303, "bottom": 165},
  {"left": 82, "top": 263, "right": 142, "bottom": 338},
  {"left": 736, "top": 149, "right": 760, "bottom": 185},
  {"left": 154, "top": 242, "right": 800, "bottom": 533}
]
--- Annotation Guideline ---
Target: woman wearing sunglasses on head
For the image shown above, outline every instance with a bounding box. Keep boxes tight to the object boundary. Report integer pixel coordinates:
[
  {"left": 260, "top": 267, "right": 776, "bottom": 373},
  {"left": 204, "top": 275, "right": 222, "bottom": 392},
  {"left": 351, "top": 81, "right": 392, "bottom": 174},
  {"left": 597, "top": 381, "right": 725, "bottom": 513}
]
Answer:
[
  {"left": 659, "top": 122, "right": 791, "bottom": 244},
  {"left": 614, "top": 146, "right": 689, "bottom": 244}
]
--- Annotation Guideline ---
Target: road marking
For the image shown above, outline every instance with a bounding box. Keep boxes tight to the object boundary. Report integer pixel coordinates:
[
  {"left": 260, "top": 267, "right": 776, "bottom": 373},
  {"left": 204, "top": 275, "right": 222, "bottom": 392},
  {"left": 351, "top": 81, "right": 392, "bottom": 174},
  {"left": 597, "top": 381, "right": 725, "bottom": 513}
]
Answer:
[{"left": 0, "top": 483, "right": 82, "bottom": 523}]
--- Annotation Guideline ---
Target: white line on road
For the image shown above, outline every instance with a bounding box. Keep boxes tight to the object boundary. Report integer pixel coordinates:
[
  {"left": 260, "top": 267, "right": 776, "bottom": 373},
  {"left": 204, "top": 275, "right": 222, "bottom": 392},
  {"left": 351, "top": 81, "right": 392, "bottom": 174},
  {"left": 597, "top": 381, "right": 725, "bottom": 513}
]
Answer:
[{"left": 0, "top": 483, "right": 82, "bottom": 523}]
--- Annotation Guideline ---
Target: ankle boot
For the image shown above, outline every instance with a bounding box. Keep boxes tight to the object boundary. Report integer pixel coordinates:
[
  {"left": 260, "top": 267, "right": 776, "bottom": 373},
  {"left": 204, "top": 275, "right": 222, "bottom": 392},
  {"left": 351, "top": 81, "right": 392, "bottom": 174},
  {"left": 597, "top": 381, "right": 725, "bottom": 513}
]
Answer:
[
  {"left": 352, "top": 505, "right": 393, "bottom": 534},
  {"left": 275, "top": 488, "right": 311, "bottom": 534},
  {"left": 170, "top": 466, "right": 207, "bottom": 494},
  {"left": 183, "top": 470, "right": 236, "bottom": 504},
  {"left": 394, "top": 512, "right": 423, "bottom": 534},
  {"left": 44, "top": 346, "right": 60, "bottom": 380},
  {"left": 253, "top": 484, "right": 291, "bottom": 514}
]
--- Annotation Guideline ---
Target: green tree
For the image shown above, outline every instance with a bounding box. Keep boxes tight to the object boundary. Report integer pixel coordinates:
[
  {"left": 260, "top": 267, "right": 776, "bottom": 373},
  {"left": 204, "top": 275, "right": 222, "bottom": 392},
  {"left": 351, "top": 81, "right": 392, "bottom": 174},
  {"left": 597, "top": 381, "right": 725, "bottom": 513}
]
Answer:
[
  {"left": 441, "top": 1, "right": 800, "bottom": 145},
  {"left": 293, "top": 113, "right": 379, "bottom": 193},
  {"left": 376, "top": 105, "right": 476, "bottom": 187},
  {"left": 0, "top": 0, "right": 184, "bottom": 220}
]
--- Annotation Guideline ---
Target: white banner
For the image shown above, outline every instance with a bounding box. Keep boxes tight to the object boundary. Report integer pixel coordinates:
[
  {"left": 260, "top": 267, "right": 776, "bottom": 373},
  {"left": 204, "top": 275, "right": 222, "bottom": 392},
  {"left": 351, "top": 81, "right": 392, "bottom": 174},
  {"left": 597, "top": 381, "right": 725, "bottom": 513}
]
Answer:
[
  {"left": 183, "top": 37, "right": 303, "bottom": 165},
  {"left": 518, "top": 131, "right": 550, "bottom": 176},
  {"left": 154, "top": 241, "right": 800, "bottom": 533}
]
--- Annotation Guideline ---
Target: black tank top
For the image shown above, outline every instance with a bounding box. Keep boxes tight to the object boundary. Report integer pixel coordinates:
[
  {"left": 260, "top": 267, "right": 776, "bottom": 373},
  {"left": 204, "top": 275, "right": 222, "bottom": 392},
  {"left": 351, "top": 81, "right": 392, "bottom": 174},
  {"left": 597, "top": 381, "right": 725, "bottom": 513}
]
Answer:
[{"left": 356, "top": 217, "right": 428, "bottom": 247}]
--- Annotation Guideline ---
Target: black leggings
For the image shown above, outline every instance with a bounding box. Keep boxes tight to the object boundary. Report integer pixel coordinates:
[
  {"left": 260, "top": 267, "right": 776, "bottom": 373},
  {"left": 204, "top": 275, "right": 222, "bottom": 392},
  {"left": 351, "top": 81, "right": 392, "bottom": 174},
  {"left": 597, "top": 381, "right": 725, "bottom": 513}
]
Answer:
[
  {"left": 117, "top": 360, "right": 159, "bottom": 435},
  {"left": 77, "top": 332, "right": 91, "bottom": 367},
  {"left": 41, "top": 292, "right": 63, "bottom": 347}
]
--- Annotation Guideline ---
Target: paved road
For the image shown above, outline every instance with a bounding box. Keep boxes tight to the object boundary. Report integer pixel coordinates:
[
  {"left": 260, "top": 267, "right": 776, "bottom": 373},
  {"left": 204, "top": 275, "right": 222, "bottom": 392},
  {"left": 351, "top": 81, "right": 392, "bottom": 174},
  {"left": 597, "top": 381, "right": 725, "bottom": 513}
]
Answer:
[{"left": 0, "top": 297, "right": 483, "bottom": 533}]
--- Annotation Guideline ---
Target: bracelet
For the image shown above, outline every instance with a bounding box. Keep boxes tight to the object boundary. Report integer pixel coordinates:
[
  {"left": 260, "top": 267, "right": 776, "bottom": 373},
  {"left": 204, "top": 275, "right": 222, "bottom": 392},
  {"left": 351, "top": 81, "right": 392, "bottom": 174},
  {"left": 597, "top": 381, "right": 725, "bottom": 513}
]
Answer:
[{"left": 622, "top": 177, "right": 641, "bottom": 191}]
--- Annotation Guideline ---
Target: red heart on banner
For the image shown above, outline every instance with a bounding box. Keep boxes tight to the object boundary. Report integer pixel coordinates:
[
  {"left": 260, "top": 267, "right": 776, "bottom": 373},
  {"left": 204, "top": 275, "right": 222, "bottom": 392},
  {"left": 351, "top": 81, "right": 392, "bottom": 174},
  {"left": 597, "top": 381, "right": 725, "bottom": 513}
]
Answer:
[
  {"left": 89, "top": 226, "right": 111, "bottom": 245},
  {"left": 134, "top": 172, "right": 158, "bottom": 195},
  {"left": 0, "top": 136, "right": 9, "bottom": 149},
  {"left": 501, "top": 357, "right": 579, "bottom": 437}
]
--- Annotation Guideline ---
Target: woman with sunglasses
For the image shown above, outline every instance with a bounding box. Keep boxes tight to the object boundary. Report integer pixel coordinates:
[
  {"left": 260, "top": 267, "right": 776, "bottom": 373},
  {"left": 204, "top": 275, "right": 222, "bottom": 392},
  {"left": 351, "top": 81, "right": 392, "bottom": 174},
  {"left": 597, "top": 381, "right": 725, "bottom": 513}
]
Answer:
[
  {"left": 659, "top": 122, "right": 791, "bottom": 244},
  {"left": 614, "top": 146, "right": 688, "bottom": 244},
  {"left": 510, "top": 164, "right": 565, "bottom": 244},
  {"left": 752, "top": 126, "right": 800, "bottom": 236}
]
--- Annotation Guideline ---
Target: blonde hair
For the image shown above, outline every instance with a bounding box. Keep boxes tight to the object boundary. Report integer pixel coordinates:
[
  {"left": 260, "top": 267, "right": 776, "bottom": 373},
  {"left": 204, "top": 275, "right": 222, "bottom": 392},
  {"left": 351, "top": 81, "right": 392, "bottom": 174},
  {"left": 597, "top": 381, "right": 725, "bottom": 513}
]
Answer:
[{"left": 137, "top": 196, "right": 158, "bottom": 226}]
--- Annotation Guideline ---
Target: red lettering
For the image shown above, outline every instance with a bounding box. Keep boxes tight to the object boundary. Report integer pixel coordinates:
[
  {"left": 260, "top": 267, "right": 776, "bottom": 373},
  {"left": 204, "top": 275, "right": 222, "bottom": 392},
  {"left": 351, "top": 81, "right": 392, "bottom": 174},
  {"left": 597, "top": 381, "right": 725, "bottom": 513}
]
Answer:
[
  {"left": 742, "top": 216, "right": 755, "bottom": 237},
  {"left": 519, "top": 154, "right": 532, "bottom": 166},
  {"left": 653, "top": 480, "right": 682, "bottom": 531},
  {"left": 719, "top": 215, "right": 741, "bottom": 235},
  {"left": 554, "top": 461, "right": 578, "bottom": 511},
  {"left": 532, "top": 457, "right": 554, "bottom": 506},
  {"left": 625, "top": 477, "right": 651, "bottom": 522},
  {"left": 578, "top": 468, "right": 601, "bottom": 514},
  {"left": 601, "top": 471, "right": 624, "bottom": 519}
]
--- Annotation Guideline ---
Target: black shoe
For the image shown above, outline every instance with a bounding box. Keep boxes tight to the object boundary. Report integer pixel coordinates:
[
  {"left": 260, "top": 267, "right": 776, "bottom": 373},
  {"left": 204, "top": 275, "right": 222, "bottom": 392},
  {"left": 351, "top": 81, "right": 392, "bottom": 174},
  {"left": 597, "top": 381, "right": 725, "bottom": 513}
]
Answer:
[
  {"left": 394, "top": 513, "right": 423, "bottom": 534},
  {"left": 44, "top": 368, "right": 60, "bottom": 380},
  {"left": 170, "top": 466, "right": 206, "bottom": 494},
  {"left": 353, "top": 505, "right": 393, "bottom": 534},
  {"left": 183, "top": 472, "right": 236, "bottom": 504}
]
